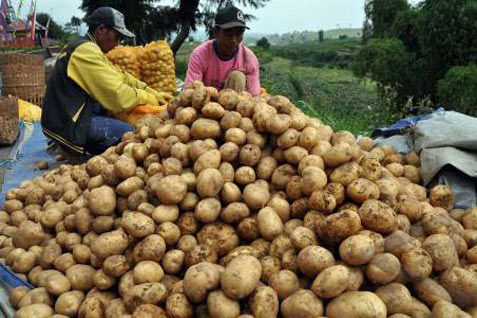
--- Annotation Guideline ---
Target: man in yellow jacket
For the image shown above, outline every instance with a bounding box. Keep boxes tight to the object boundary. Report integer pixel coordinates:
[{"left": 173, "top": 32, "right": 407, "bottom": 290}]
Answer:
[{"left": 42, "top": 7, "right": 171, "bottom": 155}]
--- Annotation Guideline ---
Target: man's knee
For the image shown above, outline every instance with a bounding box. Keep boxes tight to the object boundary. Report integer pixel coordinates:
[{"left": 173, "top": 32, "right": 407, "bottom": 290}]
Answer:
[{"left": 224, "top": 70, "right": 247, "bottom": 92}]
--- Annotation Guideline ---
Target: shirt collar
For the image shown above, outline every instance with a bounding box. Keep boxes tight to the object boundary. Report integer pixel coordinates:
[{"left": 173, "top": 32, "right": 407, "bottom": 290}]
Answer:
[{"left": 213, "top": 39, "right": 239, "bottom": 61}]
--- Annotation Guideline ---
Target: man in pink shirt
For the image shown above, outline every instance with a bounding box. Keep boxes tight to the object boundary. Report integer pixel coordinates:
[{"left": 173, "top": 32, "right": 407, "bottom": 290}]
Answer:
[{"left": 185, "top": 6, "right": 261, "bottom": 96}]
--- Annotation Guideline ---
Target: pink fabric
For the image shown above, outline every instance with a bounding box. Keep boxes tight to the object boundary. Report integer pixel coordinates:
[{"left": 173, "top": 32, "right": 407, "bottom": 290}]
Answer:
[{"left": 185, "top": 40, "right": 261, "bottom": 96}]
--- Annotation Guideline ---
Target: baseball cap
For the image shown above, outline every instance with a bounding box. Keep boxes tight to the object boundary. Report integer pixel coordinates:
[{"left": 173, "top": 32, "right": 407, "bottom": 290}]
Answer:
[
  {"left": 215, "top": 6, "right": 249, "bottom": 30},
  {"left": 87, "top": 7, "right": 135, "bottom": 38}
]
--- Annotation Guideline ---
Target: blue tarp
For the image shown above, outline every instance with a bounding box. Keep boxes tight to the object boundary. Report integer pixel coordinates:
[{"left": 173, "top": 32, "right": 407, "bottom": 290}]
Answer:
[
  {"left": 371, "top": 108, "right": 445, "bottom": 138},
  {"left": 0, "top": 122, "right": 59, "bottom": 317},
  {"left": 0, "top": 122, "right": 60, "bottom": 206}
]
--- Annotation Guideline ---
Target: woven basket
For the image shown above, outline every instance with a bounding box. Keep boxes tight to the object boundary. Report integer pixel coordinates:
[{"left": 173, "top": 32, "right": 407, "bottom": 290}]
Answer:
[
  {"left": 3, "top": 85, "right": 45, "bottom": 106},
  {"left": 0, "top": 54, "right": 46, "bottom": 105},
  {"left": 0, "top": 96, "right": 19, "bottom": 145},
  {"left": 0, "top": 53, "right": 43, "bottom": 67}
]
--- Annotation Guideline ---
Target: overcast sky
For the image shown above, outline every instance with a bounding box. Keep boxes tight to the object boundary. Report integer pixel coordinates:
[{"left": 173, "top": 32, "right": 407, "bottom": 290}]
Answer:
[{"left": 33, "top": 0, "right": 420, "bottom": 34}]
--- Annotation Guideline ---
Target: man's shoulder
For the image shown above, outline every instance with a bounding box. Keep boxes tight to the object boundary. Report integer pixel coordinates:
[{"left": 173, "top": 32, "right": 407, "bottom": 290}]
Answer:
[
  {"left": 240, "top": 44, "right": 259, "bottom": 62},
  {"left": 191, "top": 40, "right": 213, "bottom": 56},
  {"left": 68, "top": 37, "right": 102, "bottom": 56}
]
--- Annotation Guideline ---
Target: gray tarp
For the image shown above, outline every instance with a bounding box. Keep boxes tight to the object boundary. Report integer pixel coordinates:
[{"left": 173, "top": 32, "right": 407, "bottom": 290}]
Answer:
[{"left": 374, "top": 110, "right": 477, "bottom": 208}]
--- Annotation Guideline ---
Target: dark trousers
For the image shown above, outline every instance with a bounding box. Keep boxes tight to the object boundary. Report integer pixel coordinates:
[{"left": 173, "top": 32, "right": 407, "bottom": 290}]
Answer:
[{"left": 84, "top": 103, "right": 134, "bottom": 155}]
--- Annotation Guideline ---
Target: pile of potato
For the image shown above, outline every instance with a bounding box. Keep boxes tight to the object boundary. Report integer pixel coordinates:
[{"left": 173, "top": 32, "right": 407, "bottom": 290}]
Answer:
[
  {"left": 2, "top": 81, "right": 477, "bottom": 318},
  {"left": 139, "top": 41, "right": 177, "bottom": 95},
  {"left": 107, "top": 46, "right": 141, "bottom": 79},
  {"left": 107, "top": 41, "right": 177, "bottom": 95}
]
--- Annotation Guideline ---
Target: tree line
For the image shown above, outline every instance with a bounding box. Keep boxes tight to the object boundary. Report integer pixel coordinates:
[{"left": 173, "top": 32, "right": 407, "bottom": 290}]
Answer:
[{"left": 353, "top": 0, "right": 477, "bottom": 115}]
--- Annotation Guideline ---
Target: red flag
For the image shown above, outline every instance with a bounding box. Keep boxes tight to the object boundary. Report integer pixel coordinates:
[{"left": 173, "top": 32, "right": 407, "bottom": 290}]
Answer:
[{"left": 0, "top": 0, "right": 8, "bottom": 35}]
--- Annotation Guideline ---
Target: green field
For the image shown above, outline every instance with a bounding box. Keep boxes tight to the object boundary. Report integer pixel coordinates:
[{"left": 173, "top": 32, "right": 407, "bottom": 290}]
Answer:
[{"left": 175, "top": 40, "right": 399, "bottom": 136}]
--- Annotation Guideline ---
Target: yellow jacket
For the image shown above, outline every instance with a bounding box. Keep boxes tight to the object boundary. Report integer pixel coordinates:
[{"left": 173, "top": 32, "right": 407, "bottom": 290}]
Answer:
[{"left": 66, "top": 35, "right": 160, "bottom": 113}]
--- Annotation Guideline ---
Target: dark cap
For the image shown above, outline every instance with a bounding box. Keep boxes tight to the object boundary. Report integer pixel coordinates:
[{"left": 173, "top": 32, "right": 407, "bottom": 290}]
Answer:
[
  {"left": 87, "top": 7, "right": 135, "bottom": 38},
  {"left": 215, "top": 6, "right": 249, "bottom": 30}
]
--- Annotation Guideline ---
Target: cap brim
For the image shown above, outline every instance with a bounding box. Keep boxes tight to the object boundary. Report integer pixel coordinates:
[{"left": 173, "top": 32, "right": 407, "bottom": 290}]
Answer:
[
  {"left": 113, "top": 26, "right": 135, "bottom": 38},
  {"left": 217, "top": 22, "right": 249, "bottom": 30}
]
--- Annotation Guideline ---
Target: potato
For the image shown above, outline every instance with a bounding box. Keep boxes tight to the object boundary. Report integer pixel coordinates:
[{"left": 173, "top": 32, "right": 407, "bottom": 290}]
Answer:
[
  {"left": 12, "top": 220, "right": 44, "bottom": 250},
  {"left": 257, "top": 207, "right": 284, "bottom": 241},
  {"left": 88, "top": 186, "right": 116, "bottom": 216},
  {"left": 132, "top": 304, "right": 167, "bottom": 317},
  {"left": 413, "top": 278, "right": 452, "bottom": 307},
  {"left": 268, "top": 269, "right": 300, "bottom": 300},
  {"left": 281, "top": 289, "right": 324, "bottom": 318},
  {"left": 114, "top": 156, "right": 137, "bottom": 179},
  {"left": 132, "top": 261, "right": 164, "bottom": 285},
  {"left": 116, "top": 176, "right": 144, "bottom": 197},
  {"left": 311, "top": 265, "right": 349, "bottom": 298},
  {"left": 18, "top": 287, "right": 51, "bottom": 308},
  {"left": 330, "top": 162, "right": 362, "bottom": 186},
  {"left": 133, "top": 234, "right": 167, "bottom": 264},
  {"left": 384, "top": 230, "right": 422, "bottom": 259},
  {"left": 40, "top": 207, "right": 64, "bottom": 228},
  {"left": 283, "top": 146, "right": 308, "bottom": 165},
  {"left": 206, "top": 290, "right": 240, "bottom": 318},
  {"left": 290, "top": 226, "right": 317, "bottom": 250},
  {"left": 175, "top": 107, "right": 197, "bottom": 125},
  {"left": 185, "top": 244, "right": 218, "bottom": 267},
  {"left": 91, "top": 230, "right": 129, "bottom": 260},
  {"left": 85, "top": 156, "right": 108, "bottom": 177},
  {"left": 440, "top": 267, "right": 477, "bottom": 308},
  {"left": 339, "top": 234, "right": 375, "bottom": 266},
  {"left": 9, "top": 286, "right": 30, "bottom": 309},
  {"left": 308, "top": 190, "right": 337, "bottom": 215},
  {"left": 191, "top": 118, "right": 221, "bottom": 139},
  {"left": 53, "top": 253, "right": 75, "bottom": 272},
  {"left": 193, "top": 149, "right": 221, "bottom": 174},
  {"left": 399, "top": 248, "right": 432, "bottom": 281},
  {"left": 323, "top": 143, "right": 353, "bottom": 167},
  {"left": 375, "top": 283, "right": 412, "bottom": 315},
  {"left": 93, "top": 269, "right": 116, "bottom": 290},
  {"left": 422, "top": 234, "right": 458, "bottom": 272},
  {"left": 366, "top": 253, "right": 401, "bottom": 285},
  {"left": 248, "top": 286, "right": 279, "bottom": 318},
  {"left": 40, "top": 243, "right": 62, "bottom": 269},
  {"left": 14, "top": 304, "right": 54, "bottom": 318},
  {"left": 277, "top": 128, "right": 300, "bottom": 149},
  {"left": 153, "top": 175, "right": 187, "bottom": 205},
  {"left": 358, "top": 199, "right": 398, "bottom": 234},
  {"left": 432, "top": 301, "right": 471, "bottom": 318},
  {"left": 102, "top": 255, "right": 130, "bottom": 278},
  {"left": 296, "top": 245, "right": 334, "bottom": 278},
  {"left": 321, "top": 210, "right": 362, "bottom": 244},
  {"left": 243, "top": 182, "right": 270, "bottom": 211},
  {"left": 220, "top": 254, "right": 261, "bottom": 300},
  {"left": 151, "top": 205, "right": 179, "bottom": 224},
  {"left": 347, "top": 178, "right": 380, "bottom": 204},
  {"left": 66, "top": 264, "right": 96, "bottom": 291},
  {"left": 271, "top": 164, "right": 296, "bottom": 190},
  {"left": 299, "top": 166, "right": 327, "bottom": 196},
  {"left": 202, "top": 102, "right": 226, "bottom": 119},
  {"left": 121, "top": 211, "right": 155, "bottom": 238},
  {"left": 196, "top": 169, "right": 224, "bottom": 198},
  {"left": 184, "top": 262, "right": 223, "bottom": 303},
  {"left": 430, "top": 185, "right": 455, "bottom": 211},
  {"left": 397, "top": 195, "right": 423, "bottom": 223},
  {"left": 326, "top": 291, "right": 387, "bottom": 318},
  {"left": 123, "top": 282, "right": 168, "bottom": 313}
]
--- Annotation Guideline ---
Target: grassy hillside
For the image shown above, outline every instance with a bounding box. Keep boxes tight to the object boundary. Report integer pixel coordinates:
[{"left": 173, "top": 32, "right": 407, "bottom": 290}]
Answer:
[
  {"left": 260, "top": 57, "right": 398, "bottom": 135},
  {"left": 324, "top": 28, "right": 362, "bottom": 39}
]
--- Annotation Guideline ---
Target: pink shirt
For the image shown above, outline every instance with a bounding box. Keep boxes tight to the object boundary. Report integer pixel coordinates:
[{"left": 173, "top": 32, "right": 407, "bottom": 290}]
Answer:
[{"left": 185, "top": 40, "right": 260, "bottom": 96}]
